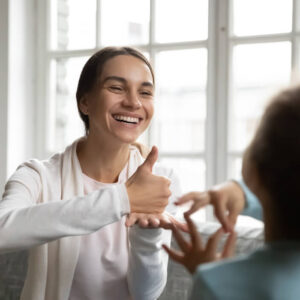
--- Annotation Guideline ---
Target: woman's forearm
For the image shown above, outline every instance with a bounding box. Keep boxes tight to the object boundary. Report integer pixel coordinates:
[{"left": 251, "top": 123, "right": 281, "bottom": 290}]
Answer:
[
  {"left": 0, "top": 181, "right": 129, "bottom": 253},
  {"left": 127, "top": 226, "right": 171, "bottom": 300}
]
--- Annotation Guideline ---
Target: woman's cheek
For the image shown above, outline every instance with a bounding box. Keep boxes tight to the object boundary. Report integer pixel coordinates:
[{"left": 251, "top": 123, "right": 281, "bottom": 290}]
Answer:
[{"left": 145, "top": 100, "right": 155, "bottom": 120}]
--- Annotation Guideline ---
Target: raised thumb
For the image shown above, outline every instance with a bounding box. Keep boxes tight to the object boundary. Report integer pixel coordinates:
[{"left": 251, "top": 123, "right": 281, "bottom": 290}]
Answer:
[{"left": 140, "top": 146, "right": 158, "bottom": 172}]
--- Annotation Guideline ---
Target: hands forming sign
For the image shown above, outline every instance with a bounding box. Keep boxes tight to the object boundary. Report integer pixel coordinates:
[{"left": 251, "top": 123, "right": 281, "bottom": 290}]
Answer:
[
  {"left": 162, "top": 214, "right": 237, "bottom": 274},
  {"left": 175, "top": 181, "right": 246, "bottom": 233}
]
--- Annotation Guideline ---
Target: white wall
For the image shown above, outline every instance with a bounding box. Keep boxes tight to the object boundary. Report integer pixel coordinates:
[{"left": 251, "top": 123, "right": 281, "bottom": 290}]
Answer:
[
  {"left": 0, "top": 0, "right": 36, "bottom": 194},
  {"left": 0, "top": 0, "right": 9, "bottom": 194}
]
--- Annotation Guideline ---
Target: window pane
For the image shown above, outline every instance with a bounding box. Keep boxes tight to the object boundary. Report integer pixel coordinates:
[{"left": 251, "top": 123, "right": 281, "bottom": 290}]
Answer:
[
  {"left": 48, "top": 57, "right": 87, "bottom": 152},
  {"left": 154, "top": 49, "right": 207, "bottom": 153},
  {"left": 160, "top": 158, "right": 206, "bottom": 221},
  {"left": 101, "top": 0, "right": 150, "bottom": 46},
  {"left": 160, "top": 158, "right": 205, "bottom": 192},
  {"left": 227, "top": 156, "right": 242, "bottom": 179},
  {"left": 232, "top": 0, "right": 293, "bottom": 36},
  {"left": 229, "top": 42, "right": 291, "bottom": 152},
  {"left": 51, "top": 0, "right": 96, "bottom": 50},
  {"left": 155, "top": 0, "right": 208, "bottom": 43}
]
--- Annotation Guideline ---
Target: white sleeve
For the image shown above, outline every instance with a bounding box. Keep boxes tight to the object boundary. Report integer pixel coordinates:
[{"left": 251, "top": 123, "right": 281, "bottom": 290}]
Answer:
[
  {"left": 127, "top": 168, "right": 181, "bottom": 300},
  {"left": 0, "top": 167, "right": 130, "bottom": 253}
]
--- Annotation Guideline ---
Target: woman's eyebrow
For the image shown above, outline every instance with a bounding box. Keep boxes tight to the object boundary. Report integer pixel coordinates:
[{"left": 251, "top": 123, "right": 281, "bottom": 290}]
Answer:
[
  {"left": 141, "top": 82, "right": 154, "bottom": 88},
  {"left": 102, "top": 76, "right": 126, "bottom": 84},
  {"left": 103, "top": 76, "right": 153, "bottom": 87}
]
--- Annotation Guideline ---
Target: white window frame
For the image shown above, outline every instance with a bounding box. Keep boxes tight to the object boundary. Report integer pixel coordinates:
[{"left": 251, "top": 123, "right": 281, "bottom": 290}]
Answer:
[{"left": 226, "top": 0, "right": 300, "bottom": 179}]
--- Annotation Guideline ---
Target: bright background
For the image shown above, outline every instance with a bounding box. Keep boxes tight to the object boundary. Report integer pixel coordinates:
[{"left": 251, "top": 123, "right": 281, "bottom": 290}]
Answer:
[{"left": 1, "top": 0, "right": 300, "bottom": 226}]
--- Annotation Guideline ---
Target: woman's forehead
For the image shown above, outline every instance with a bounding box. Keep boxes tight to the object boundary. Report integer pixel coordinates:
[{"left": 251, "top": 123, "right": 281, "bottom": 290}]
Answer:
[{"left": 100, "top": 55, "right": 153, "bottom": 83}]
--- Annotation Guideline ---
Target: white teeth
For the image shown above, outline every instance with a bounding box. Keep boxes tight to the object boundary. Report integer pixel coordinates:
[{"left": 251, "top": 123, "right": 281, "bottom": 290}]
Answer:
[{"left": 114, "top": 115, "right": 139, "bottom": 124}]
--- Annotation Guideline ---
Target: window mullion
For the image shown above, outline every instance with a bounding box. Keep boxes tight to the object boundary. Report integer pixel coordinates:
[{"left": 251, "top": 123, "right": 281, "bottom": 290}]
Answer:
[
  {"left": 0, "top": 0, "right": 9, "bottom": 192},
  {"left": 148, "top": 0, "right": 155, "bottom": 147},
  {"left": 292, "top": 0, "right": 300, "bottom": 77},
  {"left": 96, "top": 0, "right": 102, "bottom": 48},
  {"left": 216, "top": 0, "right": 230, "bottom": 183},
  {"left": 48, "top": 49, "right": 98, "bottom": 58},
  {"left": 230, "top": 33, "right": 292, "bottom": 45},
  {"left": 36, "top": 0, "right": 51, "bottom": 159},
  {"left": 206, "top": 0, "right": 218, "bottom": 189}
]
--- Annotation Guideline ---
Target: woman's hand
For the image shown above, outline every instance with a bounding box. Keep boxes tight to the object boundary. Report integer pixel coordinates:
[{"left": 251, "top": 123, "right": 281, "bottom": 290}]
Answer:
[
  {"left": 162, "top": 214, "right": 237, "bottom": 274},
  {"left": 126, "top": 146, "right": 172, "bottom": 214},
  {"left": 175, "top": 181, "right": 246, "bottom": 232},
  {"left": 125, "top": 212, "right": 188, "bottom": 232}
]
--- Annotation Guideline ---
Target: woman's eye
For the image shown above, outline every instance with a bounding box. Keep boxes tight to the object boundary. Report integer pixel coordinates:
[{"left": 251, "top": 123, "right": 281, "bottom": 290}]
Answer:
[
  {"left": 110, "top": 86, "right": 123, "bottom": 92},
  {"left": 140, "top": 91, "right": 153, "bottom": 96}
]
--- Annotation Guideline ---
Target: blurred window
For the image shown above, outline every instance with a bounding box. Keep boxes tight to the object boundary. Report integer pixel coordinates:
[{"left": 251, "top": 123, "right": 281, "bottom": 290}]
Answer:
[{"left": 41, "top": 0, "right": 299, "bottom": 225}]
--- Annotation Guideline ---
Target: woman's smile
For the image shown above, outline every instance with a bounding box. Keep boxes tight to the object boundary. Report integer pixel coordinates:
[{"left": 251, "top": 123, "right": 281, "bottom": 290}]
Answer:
[{"left": 112, "top": 113, "right": 143, "bottom": 125}]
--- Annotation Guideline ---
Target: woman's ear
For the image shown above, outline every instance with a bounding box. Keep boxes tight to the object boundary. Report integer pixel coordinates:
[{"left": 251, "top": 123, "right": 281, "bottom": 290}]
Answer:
[{"left": 79, "top": 96, "right": 89, "bottom": 115}]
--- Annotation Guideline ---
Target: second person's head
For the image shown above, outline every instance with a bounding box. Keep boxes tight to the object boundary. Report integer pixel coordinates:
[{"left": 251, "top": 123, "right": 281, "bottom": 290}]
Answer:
[{"left": 242, "top": 85, "right": 300, "bottom": 238}]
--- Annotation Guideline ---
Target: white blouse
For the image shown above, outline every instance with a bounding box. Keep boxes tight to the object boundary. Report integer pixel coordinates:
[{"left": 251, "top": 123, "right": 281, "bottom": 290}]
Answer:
[{"left": 69, "top": 171, "right": 131, "bottom": 300}]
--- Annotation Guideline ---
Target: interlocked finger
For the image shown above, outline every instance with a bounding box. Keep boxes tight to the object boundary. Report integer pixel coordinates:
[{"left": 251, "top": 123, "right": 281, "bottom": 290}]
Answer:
[
  {"left": 171, "top": 225, "right": 190, "bottom": 253},
  {"left": 222, "top": 232, "right": 237, "bottom": 258},
  {"left": 162, "top": 244, "right": 185, "bottom": 264},
  {"left": 184, "top": 214, "right": 202, "bottom": 249},
  {"left": 206, "top": 228, "right": 224, "bottom": 255}
]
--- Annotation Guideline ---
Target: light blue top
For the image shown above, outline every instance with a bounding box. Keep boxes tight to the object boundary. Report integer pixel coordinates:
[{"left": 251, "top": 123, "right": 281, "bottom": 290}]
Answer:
[
  {"left": 190, "top": 180, "right": 300, "bottom": 300},
  {"left": 190, "top": 242, "right": 300, "bottom": 300},
  {"left": 238, "top": 179, "right": 263, "bottom": 221}
]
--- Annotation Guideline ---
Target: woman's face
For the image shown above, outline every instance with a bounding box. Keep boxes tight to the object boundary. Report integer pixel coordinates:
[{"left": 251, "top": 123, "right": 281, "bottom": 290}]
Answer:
[{"left": 82, "top": 55, "right": 154, "bottom": 144}]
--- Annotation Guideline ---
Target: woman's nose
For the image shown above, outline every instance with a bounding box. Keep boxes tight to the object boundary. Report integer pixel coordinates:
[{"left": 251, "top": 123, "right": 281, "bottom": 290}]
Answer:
[{"left": 123, "top": 91, "right": 142, "bottom": 109}]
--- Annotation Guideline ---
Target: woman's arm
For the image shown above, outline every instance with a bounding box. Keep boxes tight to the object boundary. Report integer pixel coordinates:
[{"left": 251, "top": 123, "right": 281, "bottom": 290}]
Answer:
[
  {"left": 0, "top": 166, "right": 130, "bottom": 253},
  {"left": 126, "top": 168, "right": 180, "bottom": 300},
  {"left": 127, "top": 226, "right": 171, "bottom": 300},
  {"left": 237, "top": 179, "right": 263, "bottom": 221}
]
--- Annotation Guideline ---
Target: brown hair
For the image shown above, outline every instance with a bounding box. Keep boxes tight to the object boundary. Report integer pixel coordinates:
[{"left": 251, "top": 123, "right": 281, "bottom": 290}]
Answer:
[
  {"left": 246, "top": 85, "right": 300, "bottom": 228},
  {"left": 76, "top": 46, "right": 155, "bottom": 135}
]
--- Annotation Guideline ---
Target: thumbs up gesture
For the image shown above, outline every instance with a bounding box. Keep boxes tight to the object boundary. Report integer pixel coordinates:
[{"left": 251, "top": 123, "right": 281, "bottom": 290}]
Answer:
[{"left": 126, "top": 146, "right": 171, "bottom": 214}]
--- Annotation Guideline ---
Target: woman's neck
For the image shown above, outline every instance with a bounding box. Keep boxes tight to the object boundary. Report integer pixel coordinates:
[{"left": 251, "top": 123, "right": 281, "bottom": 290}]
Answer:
[{"left": 77, "top": 134, "right": 130, "bottom": 183}]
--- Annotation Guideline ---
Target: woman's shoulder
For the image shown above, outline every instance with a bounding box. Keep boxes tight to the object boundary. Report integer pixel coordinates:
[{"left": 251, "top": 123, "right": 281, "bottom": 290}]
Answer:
[{"left": 17, "top": 137, "right": 81, "bottom": 175}]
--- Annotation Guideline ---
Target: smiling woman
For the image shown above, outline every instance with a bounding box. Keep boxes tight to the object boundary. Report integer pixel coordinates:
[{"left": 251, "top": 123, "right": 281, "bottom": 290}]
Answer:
[
  {"left": 0, "top": 47, "right": 182, "bottom": 300},
  {"left": 77, "top": 53, "right": 154, "bottom": 148}
]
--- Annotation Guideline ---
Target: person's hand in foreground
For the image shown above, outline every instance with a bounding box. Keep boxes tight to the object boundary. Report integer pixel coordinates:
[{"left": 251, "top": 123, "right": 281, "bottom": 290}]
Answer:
[
  {"left": 175, "top": 181, "right": 246, "bottom": 232},
  {"left": 125, "top": 211, "right": 188, "bottom": 232},
  {"left": 162, "top": 214, "right": 236, "bottom": 274},
  {"left": 126, "top": 146, "right": 171, "bottom": 214}
]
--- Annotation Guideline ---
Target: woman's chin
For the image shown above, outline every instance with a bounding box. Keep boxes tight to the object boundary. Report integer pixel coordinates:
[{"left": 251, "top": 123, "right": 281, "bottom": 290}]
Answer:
[{"left": 113, "top": 133, "right": 139, "bottom": 145}]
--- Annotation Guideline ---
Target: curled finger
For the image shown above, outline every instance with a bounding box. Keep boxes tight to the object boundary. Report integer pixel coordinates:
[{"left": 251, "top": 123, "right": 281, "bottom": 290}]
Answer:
[
  {"left": 206, "top": 228, "right": 224, "bottom": 256},
  {"left": 162, "top": 244, "right": 185, "bottom": 264},
  {"left": 222, "top": 231, "right": 237, "bottom": 258},
  {"left": 125, "top": 213, "right": 138, "bottom": 227},
  {"left": 137, "top": 216, "right": 149, "bottom": 228},
  {"left": 171, "top": 224, "right": 190, "bottom": 253},
  {"left": 184, "top": 214, "right": 202, "bottom": 249},
  {"left": 148, "top": 215, "right": 160, "bottom": 227}
]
